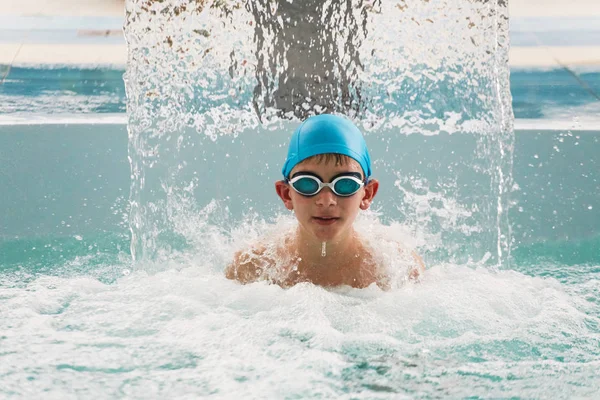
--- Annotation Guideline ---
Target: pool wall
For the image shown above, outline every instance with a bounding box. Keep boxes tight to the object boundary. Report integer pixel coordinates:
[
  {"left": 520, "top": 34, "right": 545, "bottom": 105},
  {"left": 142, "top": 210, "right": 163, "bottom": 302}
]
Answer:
[{"left": 1, "top": 123, "right": 598, "bottom": 264}]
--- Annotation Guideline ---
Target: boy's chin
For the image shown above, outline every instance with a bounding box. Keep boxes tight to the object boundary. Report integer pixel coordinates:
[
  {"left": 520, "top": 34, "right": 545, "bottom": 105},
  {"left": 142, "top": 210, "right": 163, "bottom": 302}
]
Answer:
[
  {"left": 310, "top": 224, "right": 344, "bottom": 241},
  {"left": 312, "top": 231, "right": 337, "bottom": 242}
]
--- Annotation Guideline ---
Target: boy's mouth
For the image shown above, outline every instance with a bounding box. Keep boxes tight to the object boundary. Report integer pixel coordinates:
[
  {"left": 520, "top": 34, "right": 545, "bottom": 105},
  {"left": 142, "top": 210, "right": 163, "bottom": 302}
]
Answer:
[{"left": 312, "top": 216, "right": 339, "bottom": 225}]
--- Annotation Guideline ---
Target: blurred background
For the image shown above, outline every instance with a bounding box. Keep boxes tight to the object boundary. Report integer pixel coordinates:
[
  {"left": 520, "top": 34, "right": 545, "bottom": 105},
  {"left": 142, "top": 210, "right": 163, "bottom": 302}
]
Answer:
[{"left": 1, "top": 0, "right": 599, "bottom": 67}]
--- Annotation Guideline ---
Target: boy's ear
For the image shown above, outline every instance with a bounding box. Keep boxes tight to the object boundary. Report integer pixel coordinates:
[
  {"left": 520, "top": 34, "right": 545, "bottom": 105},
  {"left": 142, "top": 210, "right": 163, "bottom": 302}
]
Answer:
[
  {"left": 360, "top": 178, "right": 379, "bottom": 210},
  {"left": 275, "top": 180, "right": 294, "bottom": 210}
]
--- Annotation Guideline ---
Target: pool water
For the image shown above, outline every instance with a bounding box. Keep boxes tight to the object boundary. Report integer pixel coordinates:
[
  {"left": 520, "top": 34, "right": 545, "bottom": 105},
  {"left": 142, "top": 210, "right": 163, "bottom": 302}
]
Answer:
[
  {"left": 1, "top": 64, "right": 599, "bottom": 398},
  {"left": 2, "top": 66, "right": 600, "bottom": 118}
]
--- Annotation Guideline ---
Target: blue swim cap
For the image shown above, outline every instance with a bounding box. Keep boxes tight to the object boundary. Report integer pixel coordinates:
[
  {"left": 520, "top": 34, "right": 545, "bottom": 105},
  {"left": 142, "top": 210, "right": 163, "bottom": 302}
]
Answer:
[{"left": 282, "top": 114, "right": 372, "bottom": 179}]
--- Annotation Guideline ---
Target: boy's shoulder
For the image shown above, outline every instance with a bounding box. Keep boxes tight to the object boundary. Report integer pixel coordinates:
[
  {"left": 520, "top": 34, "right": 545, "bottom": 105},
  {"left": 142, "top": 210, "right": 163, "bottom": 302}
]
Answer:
[
  {"left": 359, "top": 231, "right": 425, "bottom": 281},
  {"left": 225, "top": 243, "right": 273, "bottom": 283},
  {"left": 225, "top": 232, "right": 425, "bottom": 286},
  {"left": 225, "top": 236, "right": 296, "bottom": 284}
]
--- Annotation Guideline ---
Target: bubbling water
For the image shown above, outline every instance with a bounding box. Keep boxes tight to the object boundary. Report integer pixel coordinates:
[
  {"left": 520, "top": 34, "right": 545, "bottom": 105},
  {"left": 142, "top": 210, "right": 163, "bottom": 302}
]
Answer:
[
  {"left": 123, "top": 0, "right": 513, "bottom": 266},
  {"left": 1, "top": 259, "right": 598, "bottom": 398}
]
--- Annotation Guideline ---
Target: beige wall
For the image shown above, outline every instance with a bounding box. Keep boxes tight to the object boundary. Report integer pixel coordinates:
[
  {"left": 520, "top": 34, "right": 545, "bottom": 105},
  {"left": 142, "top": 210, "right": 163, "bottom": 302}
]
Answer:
[
  {"left": 510, "top": 0, "right": 600, "bottom": 17},
  {"left": 2, "top": 0, "right": 124, "bottom": 16},
  {"left": 1, "top": 0, "right": 598, "bottom": 67},
  {"left": 3, "top": 0, "right": 600, "bottom": 18}
]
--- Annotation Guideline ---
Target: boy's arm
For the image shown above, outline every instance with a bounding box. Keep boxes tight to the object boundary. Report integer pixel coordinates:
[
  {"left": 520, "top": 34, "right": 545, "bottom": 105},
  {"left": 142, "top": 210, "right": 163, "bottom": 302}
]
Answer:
[{"left": 408, "top": 250, "right": 426, "bottom": 280}]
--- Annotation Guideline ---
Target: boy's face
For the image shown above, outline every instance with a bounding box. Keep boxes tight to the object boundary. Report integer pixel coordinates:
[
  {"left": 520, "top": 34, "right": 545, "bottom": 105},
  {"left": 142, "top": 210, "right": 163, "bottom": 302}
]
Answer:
[{"left": 275, "top": 158, "right": 379, "bottom": 242}]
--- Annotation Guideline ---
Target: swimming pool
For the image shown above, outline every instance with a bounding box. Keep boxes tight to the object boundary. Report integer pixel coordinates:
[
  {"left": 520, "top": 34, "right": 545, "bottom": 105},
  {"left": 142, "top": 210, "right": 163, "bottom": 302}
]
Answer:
[{"left": 1, "top": 63, "right": 599, "bottom": 398}]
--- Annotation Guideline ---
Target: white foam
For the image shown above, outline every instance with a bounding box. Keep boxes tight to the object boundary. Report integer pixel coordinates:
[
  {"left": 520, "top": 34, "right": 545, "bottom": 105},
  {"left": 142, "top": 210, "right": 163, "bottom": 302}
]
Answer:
[{"left": 0, "top": 260, "right": 597, "bottom": 398}]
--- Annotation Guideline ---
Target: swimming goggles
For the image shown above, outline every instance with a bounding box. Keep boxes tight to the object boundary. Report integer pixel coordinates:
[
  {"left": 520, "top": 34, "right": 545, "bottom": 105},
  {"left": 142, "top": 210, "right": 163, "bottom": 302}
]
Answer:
[{"left": 286, "top": 172, "right": 365, "bottom": 197}]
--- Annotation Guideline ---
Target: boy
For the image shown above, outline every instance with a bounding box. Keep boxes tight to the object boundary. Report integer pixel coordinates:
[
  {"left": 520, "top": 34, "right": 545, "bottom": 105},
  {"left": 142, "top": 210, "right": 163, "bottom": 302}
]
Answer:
[{"left": 225, "top": 114, "right": 425, "bottom": 288}]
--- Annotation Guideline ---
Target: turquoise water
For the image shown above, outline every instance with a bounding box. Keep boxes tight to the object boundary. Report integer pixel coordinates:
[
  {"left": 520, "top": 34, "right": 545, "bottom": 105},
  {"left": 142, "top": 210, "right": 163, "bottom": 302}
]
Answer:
[
  {"left": 1, "top": 11, "right": 600, "bottom": 398},
  {"left": 1, "top": 119, "right": 599, "bottom": 397},
  {"left": 2, "top": 66, "right": 600, "bottom": 118}
]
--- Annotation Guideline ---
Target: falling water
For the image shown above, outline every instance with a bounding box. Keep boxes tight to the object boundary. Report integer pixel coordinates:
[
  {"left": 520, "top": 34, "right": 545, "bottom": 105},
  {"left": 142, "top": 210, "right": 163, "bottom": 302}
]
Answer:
[{"left": 123, "top": 0, "right": 513, "bottom": 267}]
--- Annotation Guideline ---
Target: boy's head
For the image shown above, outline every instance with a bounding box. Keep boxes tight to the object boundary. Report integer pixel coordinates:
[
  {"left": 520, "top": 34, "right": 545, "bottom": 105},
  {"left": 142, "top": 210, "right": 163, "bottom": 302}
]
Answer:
[
  {"left": 275, "top": 115, "right": 379, "bottom": 242},
  {"left": 281, "top": 114, "right": 372, "bottom": 180}
]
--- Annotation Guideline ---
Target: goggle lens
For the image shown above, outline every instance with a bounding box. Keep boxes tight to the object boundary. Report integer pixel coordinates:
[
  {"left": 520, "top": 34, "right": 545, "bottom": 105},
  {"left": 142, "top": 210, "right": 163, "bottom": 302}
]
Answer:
[
  {"left": 292, "top": 177, "right": 320, "bottom": 195},
  {"left": 334, "top": 178, "right": 360, "bottom": 195},
  {"left": 289, "top": 175, "right": 364, "bottom": 197}
]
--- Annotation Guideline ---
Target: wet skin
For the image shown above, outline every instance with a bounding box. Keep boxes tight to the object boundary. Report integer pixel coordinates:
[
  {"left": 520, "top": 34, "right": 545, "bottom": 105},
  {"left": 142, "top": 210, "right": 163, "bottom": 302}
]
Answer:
[
  {"left": 276, "top": 158, "right": 378, "bottom": 248},
  {"left": 226, "top": 157, "right": 385, "bottom": 288},
  {"left": 225, "top": 157, "right": 424, "bottom": 288}
]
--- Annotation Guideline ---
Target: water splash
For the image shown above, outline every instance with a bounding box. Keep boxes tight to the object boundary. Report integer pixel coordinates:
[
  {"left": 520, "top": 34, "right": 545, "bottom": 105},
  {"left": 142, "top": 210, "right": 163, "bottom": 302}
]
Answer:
[
  {"left": 123, "top": 0, "right": 513, "bottom": 266},
  {"left": 1, "top": 260, "right": 598, "bottom": 397}
]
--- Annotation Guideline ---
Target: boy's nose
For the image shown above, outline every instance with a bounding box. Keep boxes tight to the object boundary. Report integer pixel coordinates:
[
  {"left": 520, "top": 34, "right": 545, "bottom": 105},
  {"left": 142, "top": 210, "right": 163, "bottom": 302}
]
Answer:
[{"left": 315, "top": 187, "right": 337, "bottom": 206}]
